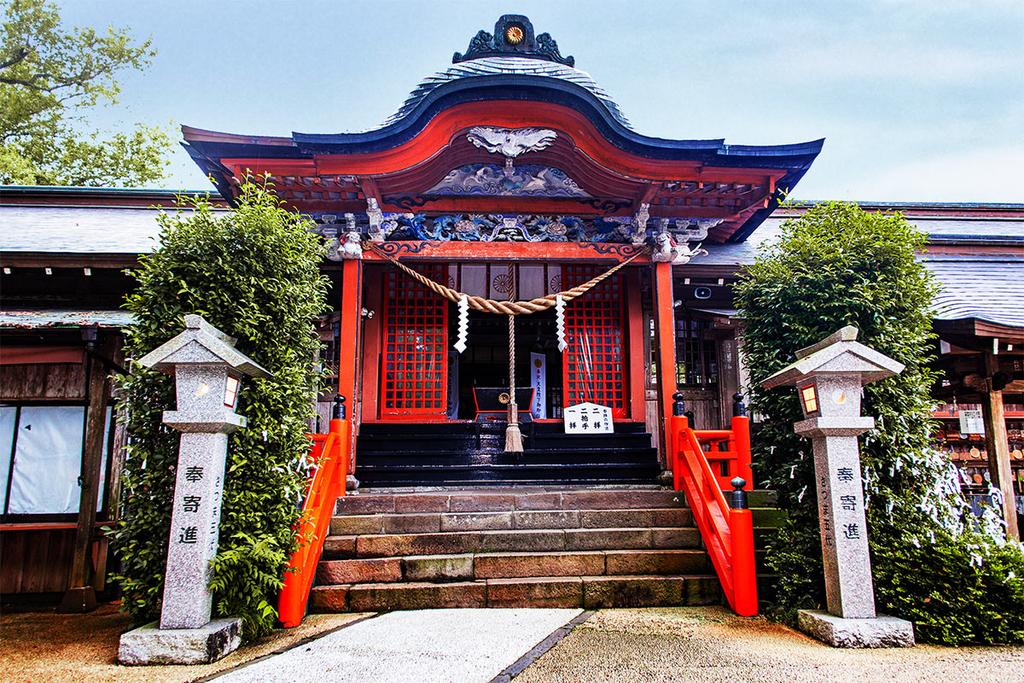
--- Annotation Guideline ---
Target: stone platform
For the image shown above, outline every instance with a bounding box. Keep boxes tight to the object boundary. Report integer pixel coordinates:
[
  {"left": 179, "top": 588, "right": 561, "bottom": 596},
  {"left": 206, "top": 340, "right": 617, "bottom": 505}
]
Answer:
[
  {"left": 118, "top": 617, "right": 242, "bottom": 665},
  {"left": 798, "top": 609, "right": 915, "bottom": 648}
]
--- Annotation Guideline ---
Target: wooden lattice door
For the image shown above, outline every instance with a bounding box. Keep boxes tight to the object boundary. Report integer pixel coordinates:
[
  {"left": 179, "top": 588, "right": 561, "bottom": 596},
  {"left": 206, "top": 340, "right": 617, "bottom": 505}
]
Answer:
[
  {"left": 380, "top": 265, "right": 449, "bottom": 418},
  {"left": 561, "top": 265, "right": 628, "bottom": 418}
]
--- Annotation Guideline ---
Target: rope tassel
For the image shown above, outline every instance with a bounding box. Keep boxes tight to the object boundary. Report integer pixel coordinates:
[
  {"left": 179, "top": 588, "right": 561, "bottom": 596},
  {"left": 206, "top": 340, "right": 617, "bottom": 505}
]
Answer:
[
  {"left": 505, "top": 269, "right": 524, "bottom": 453},
  {"left": 505, "top": 309, "right": 524, "bottom": 454}
]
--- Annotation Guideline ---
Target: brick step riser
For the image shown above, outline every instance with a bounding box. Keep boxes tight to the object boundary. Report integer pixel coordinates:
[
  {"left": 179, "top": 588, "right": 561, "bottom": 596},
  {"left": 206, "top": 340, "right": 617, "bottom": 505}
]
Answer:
[
  {"left": 309, "top": 575, "right": 722, "bottom": 612},
  {"left": 331, "top": 508, "right": 695, "bottom": 535},
  {"left": 335, "top": 490, "right": 690, "bottom": 515},
  {"left": 323, "top": 527, "right": 703, "bottom": 560},
  {"left": 317, "top": 550, "right": 712, "bottom": 585}
]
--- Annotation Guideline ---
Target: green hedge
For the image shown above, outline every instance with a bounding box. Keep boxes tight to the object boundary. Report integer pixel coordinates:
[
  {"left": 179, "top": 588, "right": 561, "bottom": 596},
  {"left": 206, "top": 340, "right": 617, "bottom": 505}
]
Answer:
[
  {"left": 109, "top": 181, "right": 329, "bottom": 639},
  {"left": 735, "top": 201, "right": 1024, "bottom": 644}
]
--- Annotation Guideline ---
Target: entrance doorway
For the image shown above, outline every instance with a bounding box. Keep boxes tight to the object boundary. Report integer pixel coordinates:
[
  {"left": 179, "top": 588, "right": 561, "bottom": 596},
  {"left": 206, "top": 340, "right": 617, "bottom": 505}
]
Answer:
[
  {"left": 450, "top": 309, "right": 563, "bottom": 421},
  {"left": 375, "top": 262, "right": 630, "bottom": 423}
]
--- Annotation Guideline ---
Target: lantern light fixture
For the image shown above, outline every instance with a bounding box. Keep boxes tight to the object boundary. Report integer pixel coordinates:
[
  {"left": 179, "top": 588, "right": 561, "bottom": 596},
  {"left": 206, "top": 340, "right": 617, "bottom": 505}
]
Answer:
[
  {"left": 223, "top": 375, "right": 241, "bottom": 408},
  {"left": 800, "top": 383, "right": 819, "bottom": 416}
]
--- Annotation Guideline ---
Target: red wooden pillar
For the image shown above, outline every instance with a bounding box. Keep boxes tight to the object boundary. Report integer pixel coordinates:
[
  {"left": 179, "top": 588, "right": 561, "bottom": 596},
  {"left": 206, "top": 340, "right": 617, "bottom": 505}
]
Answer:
[
  {"left": 337, "top": 259, "right": 363, "bottom": 478},
  {"left": 652, "top": 262, "right": 677, "bottom": 466},
  {"left": 360, "top": 266, "right": 383, "bottom": 421},
  {"left": 626, "top": 268, "right": 646, "bottom": 423}
]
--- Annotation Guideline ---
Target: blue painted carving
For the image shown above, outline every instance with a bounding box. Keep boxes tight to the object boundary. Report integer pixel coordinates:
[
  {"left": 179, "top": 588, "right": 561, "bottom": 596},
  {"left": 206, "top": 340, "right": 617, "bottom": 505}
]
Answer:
[
  {"left": 315, "top": 211, "right": 725, "bottom": 246},
  {"left": 426, "top": 163, "right": 591, "bottom": 198}
]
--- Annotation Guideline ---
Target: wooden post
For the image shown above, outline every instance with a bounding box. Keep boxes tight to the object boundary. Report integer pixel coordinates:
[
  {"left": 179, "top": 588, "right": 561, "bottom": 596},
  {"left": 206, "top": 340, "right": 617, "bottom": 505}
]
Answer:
[
  {"left": 653, "top": 262, "right": 678, "bottom": 467},
  {"left": 360, "top": 265, "right": 383, "bottom": 421},
  {"left": 59, "top": 332, "right": 114, "bottom": 612},
  {"left": 338, "top": 258, "right": 363, "bottom": 485},
  {"left": 982, "top": 353, "right": 1019, "bottom": 541},
  {"left": 626, "top": 268, "right": 646, "bottom": 423}
]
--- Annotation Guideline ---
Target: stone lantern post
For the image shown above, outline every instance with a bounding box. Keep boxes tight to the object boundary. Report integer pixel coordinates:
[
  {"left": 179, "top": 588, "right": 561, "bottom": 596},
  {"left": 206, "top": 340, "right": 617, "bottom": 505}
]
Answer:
[
  {"left": 119, "top": 315, "right": 270, "bottom": 665},
  {"left": 761, "top": 325, "right": 915, "bottom": 648}
]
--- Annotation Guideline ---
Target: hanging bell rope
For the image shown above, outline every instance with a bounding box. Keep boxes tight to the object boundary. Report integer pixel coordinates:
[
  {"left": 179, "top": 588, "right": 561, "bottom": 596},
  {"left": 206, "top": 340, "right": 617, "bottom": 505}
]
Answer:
[
  {"left": 505, "top": 264, "right": 524, "bottom": 453},
  {"left": 365, "top": 242, "right": 647, "bottom": 316}
]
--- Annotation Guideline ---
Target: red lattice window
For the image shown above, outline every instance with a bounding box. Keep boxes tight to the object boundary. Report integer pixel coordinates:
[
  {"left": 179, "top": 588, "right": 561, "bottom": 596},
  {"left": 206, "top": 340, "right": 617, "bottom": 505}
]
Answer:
[
  {"left": 562, "top": 265, "right": 627, "bottom": 418},
  {"left": 381, "top": 265, "right": 448, "bottom": 417}
]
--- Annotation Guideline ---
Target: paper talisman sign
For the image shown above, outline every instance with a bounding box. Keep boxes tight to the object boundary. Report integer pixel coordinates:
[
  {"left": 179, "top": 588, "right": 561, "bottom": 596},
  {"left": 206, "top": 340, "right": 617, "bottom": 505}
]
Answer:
[{"left": 530, "top": 352, "right": 547, "bottom": 419}]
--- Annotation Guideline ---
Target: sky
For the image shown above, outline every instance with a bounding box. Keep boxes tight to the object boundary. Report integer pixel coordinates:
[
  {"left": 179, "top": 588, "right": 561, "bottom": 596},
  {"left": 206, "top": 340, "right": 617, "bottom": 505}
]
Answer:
[{"left": 57, "top": 0, "right": 1024, "bottom": 202}]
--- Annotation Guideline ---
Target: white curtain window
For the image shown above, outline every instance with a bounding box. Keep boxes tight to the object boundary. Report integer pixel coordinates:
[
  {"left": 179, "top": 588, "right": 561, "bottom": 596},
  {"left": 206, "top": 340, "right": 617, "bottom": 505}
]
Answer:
[
  {"left": 7, "top": 406, "right": 85, "bottom": 514},
  {"left": 0, "top": 406, "right": 16, "bottom": 508},
  {"left": 97, "top": 406, "right": 112, "bottom": 512}
]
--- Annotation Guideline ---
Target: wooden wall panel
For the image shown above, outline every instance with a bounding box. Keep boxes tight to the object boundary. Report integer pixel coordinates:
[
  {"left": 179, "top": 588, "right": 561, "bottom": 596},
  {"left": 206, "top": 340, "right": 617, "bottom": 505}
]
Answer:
[
  {"left": 0, "top": 529, "right": 75, "bottom": 594},
  {"left": 0, "top": 363, "right": 85, "bottom": 401}
]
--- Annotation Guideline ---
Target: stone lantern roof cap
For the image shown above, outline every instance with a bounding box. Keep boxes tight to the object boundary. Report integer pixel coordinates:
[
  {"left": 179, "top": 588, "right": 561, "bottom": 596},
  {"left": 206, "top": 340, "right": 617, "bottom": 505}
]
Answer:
[
  {"left": 137, "top": 314, "right": 271, "bottom": 379},
  {"left": 761, "top": 325, "right": 904, "bottom": 389}
]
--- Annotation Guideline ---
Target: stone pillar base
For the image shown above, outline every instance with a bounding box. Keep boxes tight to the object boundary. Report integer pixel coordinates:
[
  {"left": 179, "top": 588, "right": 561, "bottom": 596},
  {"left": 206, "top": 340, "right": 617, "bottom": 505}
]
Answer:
[
  {"left": 798, "top": 610, "right": 914, "bottom": 648},
  {"left": 118, "top": 618, "right": 242, "bottom": 665}
]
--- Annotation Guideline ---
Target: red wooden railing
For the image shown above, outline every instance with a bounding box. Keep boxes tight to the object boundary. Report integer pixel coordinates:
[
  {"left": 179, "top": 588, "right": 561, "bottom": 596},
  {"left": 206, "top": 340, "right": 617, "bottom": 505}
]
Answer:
[
  {"left": 278, "top": 397, "right": 350, "bottom": 628},
  {"left": 671, "top": 394, "right": 757, "bottom": 616}
]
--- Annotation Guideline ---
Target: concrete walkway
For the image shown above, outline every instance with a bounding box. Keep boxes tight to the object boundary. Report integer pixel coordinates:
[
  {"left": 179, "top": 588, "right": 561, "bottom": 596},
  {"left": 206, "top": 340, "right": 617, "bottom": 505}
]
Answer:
[{"left": 215, "top": 608, "right": 581, "bottom": 683}]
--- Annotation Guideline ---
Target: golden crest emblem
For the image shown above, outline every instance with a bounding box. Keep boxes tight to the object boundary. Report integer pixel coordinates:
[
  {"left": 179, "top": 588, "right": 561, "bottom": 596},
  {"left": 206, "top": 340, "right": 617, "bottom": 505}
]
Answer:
[{"left": 505, "top": 25, "right": 525, "bottom": 45}]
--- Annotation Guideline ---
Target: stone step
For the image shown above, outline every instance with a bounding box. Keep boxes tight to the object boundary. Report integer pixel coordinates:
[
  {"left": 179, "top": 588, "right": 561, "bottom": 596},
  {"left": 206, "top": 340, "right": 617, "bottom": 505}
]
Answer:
[
  {"left": 316, "top": 549, "right": 711, "bottom": 585},
  {"left": 309, "top": 574, "right": 722, "bottom": 612},
  {"left": 323, "top": 527, "right": 702, "bottom": 560},
  {"left": 335, "top": 489, "right": 690, "bottom": 515},
  {"left": 330, "top": 507, "right": 695, "bottom": 535}
]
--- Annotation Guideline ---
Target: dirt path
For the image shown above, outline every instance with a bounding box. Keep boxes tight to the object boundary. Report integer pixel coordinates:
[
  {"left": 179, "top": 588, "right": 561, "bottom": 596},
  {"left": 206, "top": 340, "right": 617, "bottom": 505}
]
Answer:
[
  {"left": 516, "top": 607, "right": 1024, "bottom": 683},
  {"left": 0, "top": 603, "right": 366, "bottom": 683}
]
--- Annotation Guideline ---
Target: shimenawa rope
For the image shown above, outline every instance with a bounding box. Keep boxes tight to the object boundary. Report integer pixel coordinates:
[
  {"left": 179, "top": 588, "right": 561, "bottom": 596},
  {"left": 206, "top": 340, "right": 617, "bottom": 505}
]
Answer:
[{"left": 365, "top": 242, "right": 647, "bottom": 316}]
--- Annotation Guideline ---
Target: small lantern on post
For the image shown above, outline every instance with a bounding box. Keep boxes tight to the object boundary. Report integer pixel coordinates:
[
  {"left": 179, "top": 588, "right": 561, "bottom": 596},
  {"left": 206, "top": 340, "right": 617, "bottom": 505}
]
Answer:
[
  {"left": 118, "top": 315, "right": 271, "bottom": 665},
  {"left": 762, "top": 325, "right": 915, "bottom": 648}
]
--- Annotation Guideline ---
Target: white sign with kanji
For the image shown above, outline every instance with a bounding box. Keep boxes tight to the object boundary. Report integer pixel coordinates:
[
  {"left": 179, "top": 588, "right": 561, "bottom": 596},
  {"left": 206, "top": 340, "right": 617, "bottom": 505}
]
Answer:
[
  {"left": 564, "top": 402, "right": 613, "bottom": 434},
  {"left": 958, "top": 408, "right": 984, "bottom": 435}
]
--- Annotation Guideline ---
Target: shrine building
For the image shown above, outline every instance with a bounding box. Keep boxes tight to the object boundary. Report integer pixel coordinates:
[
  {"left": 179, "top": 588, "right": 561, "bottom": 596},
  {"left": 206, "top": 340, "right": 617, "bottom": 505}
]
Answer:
[
  {"left": 1, "top": 15, "right": 1021, "bottom": 614},
  {"left": 178, "top": 13, "right": 821, "bottom": 487}
]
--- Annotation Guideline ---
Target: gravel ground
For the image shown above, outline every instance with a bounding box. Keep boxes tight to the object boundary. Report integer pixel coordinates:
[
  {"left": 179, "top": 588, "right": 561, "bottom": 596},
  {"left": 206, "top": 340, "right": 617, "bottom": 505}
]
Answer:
[
  {"left": 4, "top": 604, "right": 1021, "bottom": 682},
  {"left": 516, "top": 607, "right": 1024, "bottom": 683},
  {"left": 0, "top": 602, "right": 368, "bottom": 683}
]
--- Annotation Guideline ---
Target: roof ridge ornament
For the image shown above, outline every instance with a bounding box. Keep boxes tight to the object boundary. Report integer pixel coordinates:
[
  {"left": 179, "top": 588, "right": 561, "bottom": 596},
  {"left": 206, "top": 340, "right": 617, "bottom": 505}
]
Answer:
[{"left": 453, "top": 14, "right": 575, "bottom": 67}]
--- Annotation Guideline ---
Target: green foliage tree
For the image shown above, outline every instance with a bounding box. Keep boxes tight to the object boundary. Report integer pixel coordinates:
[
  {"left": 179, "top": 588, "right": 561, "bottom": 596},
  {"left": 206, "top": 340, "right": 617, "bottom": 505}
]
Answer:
[
  {"left": 735, "top": 201, "right": 1024, "bottom": 644},
  {"left": 109, "top": 181, "right": 329, "bottom": 639},
  {"left": 0, "top": 0, "right": 170, "bottom": 186}
]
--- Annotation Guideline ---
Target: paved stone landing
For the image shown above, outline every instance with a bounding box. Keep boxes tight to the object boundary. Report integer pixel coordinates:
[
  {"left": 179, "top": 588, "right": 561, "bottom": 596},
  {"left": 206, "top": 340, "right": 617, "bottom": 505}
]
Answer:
[{"left": 215, "top": 608, "right": 582, "bottom": 683}]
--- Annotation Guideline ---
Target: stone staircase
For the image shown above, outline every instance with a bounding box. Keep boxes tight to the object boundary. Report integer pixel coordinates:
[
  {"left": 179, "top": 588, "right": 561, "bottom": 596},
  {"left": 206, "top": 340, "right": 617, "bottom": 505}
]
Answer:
[{"left": 309, "top": 487, "right": 724, "bottom": 612}]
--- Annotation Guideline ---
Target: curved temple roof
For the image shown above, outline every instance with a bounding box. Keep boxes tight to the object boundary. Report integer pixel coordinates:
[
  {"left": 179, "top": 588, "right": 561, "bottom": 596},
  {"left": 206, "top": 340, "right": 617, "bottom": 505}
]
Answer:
[{"left": 182, "top": 15, "right": 823, "bottom": 243}]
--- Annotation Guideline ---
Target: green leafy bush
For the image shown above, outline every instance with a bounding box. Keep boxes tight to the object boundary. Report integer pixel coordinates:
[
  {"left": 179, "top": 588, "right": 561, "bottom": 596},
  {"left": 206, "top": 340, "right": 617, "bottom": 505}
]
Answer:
[
  {"left": 735, "top": 201, "right": 1024, "bottom": 644},
  {"left": 109, "top": 181, "right": 328, "bottom": 639}
]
